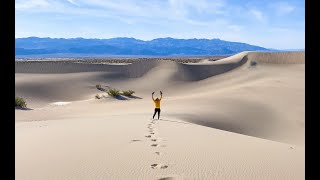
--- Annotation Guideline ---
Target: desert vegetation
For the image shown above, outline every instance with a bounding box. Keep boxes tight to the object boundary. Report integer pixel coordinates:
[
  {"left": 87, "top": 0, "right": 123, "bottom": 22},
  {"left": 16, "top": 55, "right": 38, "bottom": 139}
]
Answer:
[
  {"left": 95, "top": 87, "right": 135, "bottom": 99},
  {"left": 15, "top": 96, "right": 27, "bottom": 108},
  {"left": 106, "top": 88, "right": 121, "bottom": 97},
  {"left": 121, "top": 90, "right": 135, "bottom": 97}
]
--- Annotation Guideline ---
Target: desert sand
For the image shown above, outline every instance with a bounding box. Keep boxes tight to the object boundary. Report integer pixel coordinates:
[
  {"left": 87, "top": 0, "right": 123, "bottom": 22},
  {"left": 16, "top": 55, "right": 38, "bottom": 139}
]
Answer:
[{"left": 15, "top": 51, "right": 305, "bottom": 180}]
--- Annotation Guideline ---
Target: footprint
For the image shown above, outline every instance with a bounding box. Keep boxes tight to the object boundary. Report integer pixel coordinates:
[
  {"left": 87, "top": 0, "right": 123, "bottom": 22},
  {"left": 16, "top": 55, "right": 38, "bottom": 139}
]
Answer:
[
  {"left": 158, "top": 177, "right": 180, "bottom": 180},
  {"left": 151, "top": 164, "right": 168, "bottom": 169},
  {"left": 150, "top": 164, "right": 158, "bottom": 169},
  {"left": 155, "top": 152, "right": 161, "bottom": 155},
  {"left": 145, "top": 135, "right": 152, "bottom": 138},
  {"left": 151, "top": 144, "right": 159, "bottom": 147},
  {"left": 161, "top": 165, "right": 168, "bottom": 169},
  {"left": 150, "top": 132, "right": 155, "bottom": 135},
  {"left": 131, "top": 139, "right": 141, "bottom": 142},
  {"left": 151, "top": 139, "right": 157, "bottom": 142}
]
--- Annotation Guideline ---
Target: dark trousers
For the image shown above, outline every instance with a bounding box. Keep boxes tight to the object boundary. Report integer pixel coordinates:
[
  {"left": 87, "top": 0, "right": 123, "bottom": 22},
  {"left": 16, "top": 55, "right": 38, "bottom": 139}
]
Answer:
[{"left": 153, "top": 108, "right": 161, "bottom": 119}]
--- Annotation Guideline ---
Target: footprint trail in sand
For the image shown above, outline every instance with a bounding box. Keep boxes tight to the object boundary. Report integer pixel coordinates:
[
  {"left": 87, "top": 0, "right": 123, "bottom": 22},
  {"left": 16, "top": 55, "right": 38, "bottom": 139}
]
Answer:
[{"left": 146, "top": 119, "right": 168, "bottom": 169}]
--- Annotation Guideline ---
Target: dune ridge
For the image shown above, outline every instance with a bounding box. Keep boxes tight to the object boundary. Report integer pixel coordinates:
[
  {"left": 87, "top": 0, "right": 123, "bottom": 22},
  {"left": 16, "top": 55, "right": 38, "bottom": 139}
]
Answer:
[{"left": 15, "top": 51, "right": 304, "bottom": 78}]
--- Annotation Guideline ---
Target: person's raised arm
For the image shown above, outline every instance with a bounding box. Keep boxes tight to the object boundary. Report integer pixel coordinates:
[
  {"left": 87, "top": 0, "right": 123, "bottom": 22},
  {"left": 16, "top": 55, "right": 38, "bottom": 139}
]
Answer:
[
  {"left": 152, "top": 92, "right": 155, "bottom": 101},
  {"left": 160, "top": 91, "right": 163, "bottom": 100}
]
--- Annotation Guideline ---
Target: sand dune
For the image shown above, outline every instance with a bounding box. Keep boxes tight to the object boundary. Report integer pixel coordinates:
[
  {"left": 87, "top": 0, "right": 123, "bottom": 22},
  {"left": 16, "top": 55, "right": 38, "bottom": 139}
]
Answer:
[
  {"left": 15, "top": 51, "right": 304, "bottom": 77},
  {"left": 15, "top": 51, "right": 304, "bottom": 102},
  {"left": 15, "top": 51, "right": 305, "bottom": 180}
]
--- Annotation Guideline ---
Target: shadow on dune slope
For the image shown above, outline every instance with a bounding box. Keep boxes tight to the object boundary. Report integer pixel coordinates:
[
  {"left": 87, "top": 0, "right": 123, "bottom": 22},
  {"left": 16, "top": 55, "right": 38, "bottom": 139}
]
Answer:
[
  {"left": 176, "top": 55, "right": 248, "bottom": 81},
  {"left": 174, "top": 99, "right": 278, "bottom": 139},
  {"left": 169, "top": 97, "right": 304, "bottom": 145}
]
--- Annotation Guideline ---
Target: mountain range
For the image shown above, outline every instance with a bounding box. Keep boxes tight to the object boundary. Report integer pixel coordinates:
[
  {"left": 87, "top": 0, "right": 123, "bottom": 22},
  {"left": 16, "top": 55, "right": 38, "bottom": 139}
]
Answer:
[{"left": 15, "top": 37, "right": 274, "bottom": 57}]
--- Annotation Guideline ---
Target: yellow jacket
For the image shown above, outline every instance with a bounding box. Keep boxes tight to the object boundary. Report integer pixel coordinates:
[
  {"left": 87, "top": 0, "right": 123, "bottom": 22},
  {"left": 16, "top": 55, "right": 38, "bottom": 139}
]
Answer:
[{"left": 152, "top": 96, "right": 162, "bottom": 108}]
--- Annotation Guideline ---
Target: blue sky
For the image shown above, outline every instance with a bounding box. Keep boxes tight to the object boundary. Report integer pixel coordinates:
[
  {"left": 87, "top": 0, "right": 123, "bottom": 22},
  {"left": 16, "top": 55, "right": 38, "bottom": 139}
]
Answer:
[{"left": 15, "top": 0, "right": 305, "bottom": 49}]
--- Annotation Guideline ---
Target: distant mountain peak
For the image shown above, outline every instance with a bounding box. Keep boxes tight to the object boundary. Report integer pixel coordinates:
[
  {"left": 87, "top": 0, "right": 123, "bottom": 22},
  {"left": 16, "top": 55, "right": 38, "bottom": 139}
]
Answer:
[{"left": 110, "top": 37, "right": 137, "bottom": 40}]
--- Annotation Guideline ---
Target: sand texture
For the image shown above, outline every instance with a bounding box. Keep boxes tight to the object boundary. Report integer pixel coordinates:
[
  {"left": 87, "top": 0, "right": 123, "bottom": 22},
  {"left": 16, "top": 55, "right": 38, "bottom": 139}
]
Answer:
[{"left": 15, "top": 51, "right": 305, "bottom": 180}]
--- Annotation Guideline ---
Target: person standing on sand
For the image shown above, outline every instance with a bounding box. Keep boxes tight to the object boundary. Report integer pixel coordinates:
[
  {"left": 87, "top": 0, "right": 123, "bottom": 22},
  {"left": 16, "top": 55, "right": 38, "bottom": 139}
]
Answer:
[{"left": 152, "top": 91, "right": 162, "bottom": 120}]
